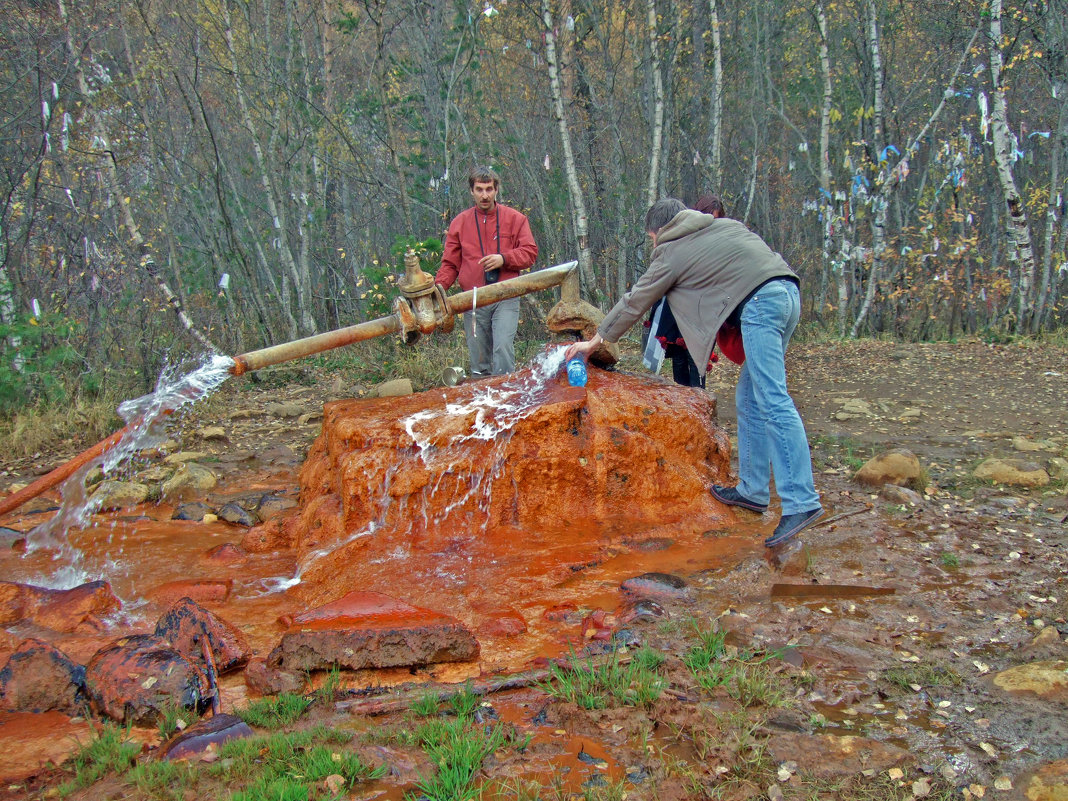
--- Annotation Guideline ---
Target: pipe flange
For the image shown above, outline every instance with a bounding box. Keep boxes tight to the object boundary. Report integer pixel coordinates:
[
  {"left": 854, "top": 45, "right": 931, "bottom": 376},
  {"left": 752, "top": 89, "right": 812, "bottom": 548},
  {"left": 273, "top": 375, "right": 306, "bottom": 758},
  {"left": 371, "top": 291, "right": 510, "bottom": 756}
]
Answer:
[
  {"left": 433, "top": 284, "right": 455, "bottom": 334},
  {"left": 393, "top": 297, "right": 421, "bottom": 345}
]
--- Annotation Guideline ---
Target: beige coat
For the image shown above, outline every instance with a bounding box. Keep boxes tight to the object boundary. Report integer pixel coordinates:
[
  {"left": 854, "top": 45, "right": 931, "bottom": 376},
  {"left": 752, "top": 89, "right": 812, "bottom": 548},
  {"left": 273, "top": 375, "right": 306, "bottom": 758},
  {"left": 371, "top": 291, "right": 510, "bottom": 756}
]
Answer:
[{"left": 599, "top": 210, "right": 798, "bottom": 378}]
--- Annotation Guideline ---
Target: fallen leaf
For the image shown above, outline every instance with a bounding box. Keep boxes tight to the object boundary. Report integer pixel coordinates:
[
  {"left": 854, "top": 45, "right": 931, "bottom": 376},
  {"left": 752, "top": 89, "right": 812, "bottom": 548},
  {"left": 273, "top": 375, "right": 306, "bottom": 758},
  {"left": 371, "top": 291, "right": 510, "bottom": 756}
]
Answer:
[
  {"left": 979, "top": 742, "right": 997, "bottom": 757},
  {"left": 324, "top": 774, "right": 345, "bottom": 795},
  {"left": 913, "top": 777, "right": 931, "bottom": 797},
  {"left": 969, "top": 783, "right": 986, "bottom": 798},
  {"left": 993, "top": 776, "right": 1012, "bottom": 791},
  {"left": 888, "top": 768, "right": 905, "bottom": 781},
  {"left": 141, "top": 676, "right": 157, "bottom": 689}
]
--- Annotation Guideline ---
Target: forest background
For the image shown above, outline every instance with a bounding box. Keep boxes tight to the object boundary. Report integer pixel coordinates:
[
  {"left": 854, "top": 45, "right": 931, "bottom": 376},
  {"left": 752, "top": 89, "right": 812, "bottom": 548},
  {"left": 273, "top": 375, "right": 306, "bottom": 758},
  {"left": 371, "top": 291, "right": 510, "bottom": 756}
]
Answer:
[{"left": 1, "top": 0, "right": 1067, "bottom": 430}]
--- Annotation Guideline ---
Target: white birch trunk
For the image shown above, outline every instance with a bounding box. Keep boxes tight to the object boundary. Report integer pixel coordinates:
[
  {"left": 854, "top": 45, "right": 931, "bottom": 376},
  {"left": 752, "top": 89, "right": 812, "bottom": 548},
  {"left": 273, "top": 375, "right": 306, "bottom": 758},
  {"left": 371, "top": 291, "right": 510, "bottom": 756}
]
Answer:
[
  {"left": 850, "top": 0, "right": 885, "bottom": 337},
  {"left": 645, "top": 0, "right": 665, "bottom": 208},
  {"left": 815, "top": 2, "right": 843, "bottom": 335},
  {"left": 988, "top": 0, "right": 1038, "bottom": 333},
  {"left": 541, "top": 0, "right": 593, "bottom": 291},
  {"left": 708, "top": 0, "right": 723, "bottom": 188},
  {"left": 57, "top": 0, "right": 219, "bottom": 354},
  {"left": 222, "top": 0, "right": 317, "bottom": 336},
  {"left": 1034, "top": 86, "right": 1067, "bottom": 330}
]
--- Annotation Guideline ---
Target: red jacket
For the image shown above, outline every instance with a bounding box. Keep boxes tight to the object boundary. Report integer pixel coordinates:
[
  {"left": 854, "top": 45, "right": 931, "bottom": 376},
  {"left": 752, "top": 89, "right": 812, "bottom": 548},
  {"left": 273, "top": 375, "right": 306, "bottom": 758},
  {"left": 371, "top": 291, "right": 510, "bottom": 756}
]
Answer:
[{"left": 435, "top": 203, "right": 538, "bottom": 291}]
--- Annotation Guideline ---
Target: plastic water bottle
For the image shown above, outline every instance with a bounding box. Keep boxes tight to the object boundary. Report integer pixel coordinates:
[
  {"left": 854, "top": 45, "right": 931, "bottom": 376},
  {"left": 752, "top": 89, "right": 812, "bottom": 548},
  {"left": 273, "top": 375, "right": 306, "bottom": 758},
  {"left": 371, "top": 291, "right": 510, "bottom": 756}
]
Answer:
[{"left": 566, "top": 357, "right": 588, "bottom": 387}]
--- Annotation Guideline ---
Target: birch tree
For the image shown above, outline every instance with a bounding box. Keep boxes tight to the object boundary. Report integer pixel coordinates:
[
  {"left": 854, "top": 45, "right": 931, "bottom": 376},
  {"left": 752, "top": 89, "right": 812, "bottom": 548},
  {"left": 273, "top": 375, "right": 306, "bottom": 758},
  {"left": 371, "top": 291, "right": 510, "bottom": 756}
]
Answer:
[{"left": 988, "top": 0, "right": 1038, "bottom": 333}]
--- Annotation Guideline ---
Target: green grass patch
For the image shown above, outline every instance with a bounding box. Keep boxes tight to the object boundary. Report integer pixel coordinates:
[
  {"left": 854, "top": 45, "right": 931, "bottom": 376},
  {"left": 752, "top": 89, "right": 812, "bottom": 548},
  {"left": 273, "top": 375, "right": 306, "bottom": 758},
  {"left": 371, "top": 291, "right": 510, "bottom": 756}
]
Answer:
[
  {"left": 58, "top": 723, "right": 141, "bottom": 795},
  {"left": 126, "top": 759, "right": 196, "bottom": 801},
  {"left": 541, "top": 648, "right": 665, "bottom": 710},
  {"left": 883, "top": 662, "right": 963, "bottom": 691},
  {"left": 235, "top": 691, "right": 311, "bottom": 728},
  {"left": 409, "top": 712, "right": 525, "bottom": 801}
]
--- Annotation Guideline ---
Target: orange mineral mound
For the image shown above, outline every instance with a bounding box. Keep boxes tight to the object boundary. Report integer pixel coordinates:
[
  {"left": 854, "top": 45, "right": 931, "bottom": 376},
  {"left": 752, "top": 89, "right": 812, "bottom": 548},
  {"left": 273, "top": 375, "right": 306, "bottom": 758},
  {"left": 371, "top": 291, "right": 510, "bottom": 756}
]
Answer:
[{"left": 280, "top": 362, "right": 733, "bottom": 617}]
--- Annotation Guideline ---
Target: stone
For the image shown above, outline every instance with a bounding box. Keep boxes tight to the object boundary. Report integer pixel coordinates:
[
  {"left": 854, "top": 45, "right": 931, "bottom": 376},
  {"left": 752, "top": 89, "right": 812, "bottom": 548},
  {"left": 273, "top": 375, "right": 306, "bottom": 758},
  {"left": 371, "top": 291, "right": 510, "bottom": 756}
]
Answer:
[
  {"left": 372, "top": 378, "right": 413, "bottom": 398},
  {"left": 266, "top": 402, "right": 304, "bottom": 418},
  {"left": 172, "top": 502, "right": 215, "bottom": 522},
  {"left": 198, "top": 426, "right": 228, "bottom": 442},
  {"left": 880, "top": 484, "right": 925, "bottom": 505},
  {"left": 163, "top": 451, "right": 210, "bottom": 465},
  {"left": 217, "top": 502, "right": 257, "bottom": 527},
  {"left": 479, "top": 608, "right": 527, "bottom": 638},
  {"left": 992, "top": 660, "right": 1068, "bottom": 701},
  {"left": 267, "top": 590, "right": 479, "bottom": 672},
  {"left": 545, "top": 299, "right": 619, "bottom": 366},
  {"left": 255, "top": 493, "right": 296, "bottom": 519},
  {"left": 161, "top": 462, "right": 218, "bottom": 500},
  {"left": 1047, "top": 457, "right": 1068, "bottom": 482},
  {"left": 854, "top": 448, "right": 923, "bottom": 489},
  {"left": 136, "top": 465, "right": 175, "bottom": 483},
  {"left": 158, "top": 713, "right": 253, "bottom": 762},
  {"left": 974, "top": 458, "right": 1050, "bottom": 487},
  {"left": 146, "top": 579, "right": 233, "bottom": 607},
  {"left": 85, "top": 634, "right": 211, "bottom": 725},
  {"left": 91, "top": 479, "right": 150, "bottom": 511},
  {"left": 0, "top": 638, "right": 86, "bottom": 714},
  {"left": 288, "top": 368, "right": 729, "bottom": 586},
  {"left": 241, "top": 516, "right": 295, "bottom": 554},
  {"left": 620, "top": 572, "right": 689, "bottom": 600},
  {"left": 298, "top": 411, "right": 323, "bottom": 426},
  {"left": 244, "top": 657, "right": 305, "bottom": 696},
  {"left": 0, "top": 581, "right": 121, "bottom": 632},
  {"left": 1023, "top": 759, "right": 1068, "bottom": 801},
  {"left": 154, "top": 598, "right": 252, "bottom": 675},
  {"left": 1013, "top": 436, "right": 1044, "bottom": 452}
]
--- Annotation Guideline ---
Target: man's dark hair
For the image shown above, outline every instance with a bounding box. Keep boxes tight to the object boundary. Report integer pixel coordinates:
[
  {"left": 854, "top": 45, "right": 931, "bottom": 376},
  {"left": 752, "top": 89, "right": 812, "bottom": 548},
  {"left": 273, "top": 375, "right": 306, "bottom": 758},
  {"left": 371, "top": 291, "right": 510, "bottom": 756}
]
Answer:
[
  {"left": 468, "top": 165, "right": 500, "bottom": 190},
  {"left": 645, "top": 198, "right": 687, "bottom": 233},
  {"left": 694, "top": 194, "right": 725, "bottom": 218}
]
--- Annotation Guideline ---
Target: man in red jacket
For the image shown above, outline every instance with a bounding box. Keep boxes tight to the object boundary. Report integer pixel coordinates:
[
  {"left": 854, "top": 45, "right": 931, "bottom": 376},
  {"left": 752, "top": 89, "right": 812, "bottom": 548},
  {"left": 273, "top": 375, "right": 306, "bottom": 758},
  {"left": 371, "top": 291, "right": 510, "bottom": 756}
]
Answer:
[{"left": 435, "top": 166, "right": 539, "bottom": 377}]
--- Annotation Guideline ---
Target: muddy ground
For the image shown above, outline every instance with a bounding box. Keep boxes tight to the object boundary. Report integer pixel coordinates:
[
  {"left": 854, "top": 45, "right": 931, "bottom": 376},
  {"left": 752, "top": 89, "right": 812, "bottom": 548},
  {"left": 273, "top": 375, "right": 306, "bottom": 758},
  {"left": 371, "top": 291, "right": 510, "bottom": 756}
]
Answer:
[{"left": 2, "top": 338, "right": 1067, "bottom": 800}]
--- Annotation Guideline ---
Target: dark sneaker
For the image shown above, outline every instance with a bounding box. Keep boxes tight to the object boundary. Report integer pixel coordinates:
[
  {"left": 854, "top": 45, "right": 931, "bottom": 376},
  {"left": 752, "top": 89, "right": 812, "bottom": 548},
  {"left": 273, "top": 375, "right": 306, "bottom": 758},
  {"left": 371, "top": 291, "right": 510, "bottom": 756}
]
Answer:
[
  {"left": 765, "top": 508, "right": 824, "bottom": 548},
  {"left": 710, "top": 484, "right": 768, "bottom": 513}
]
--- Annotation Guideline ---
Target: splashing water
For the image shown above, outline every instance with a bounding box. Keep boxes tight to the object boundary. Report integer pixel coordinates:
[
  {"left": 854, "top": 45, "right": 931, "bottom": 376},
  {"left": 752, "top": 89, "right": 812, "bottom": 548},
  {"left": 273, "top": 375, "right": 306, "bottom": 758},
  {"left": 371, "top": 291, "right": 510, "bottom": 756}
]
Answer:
[
  {"left": 26, "top": 353, "right": 235, "bottom": 583},
  {"left": 283, "top": 346, "right": 573, "bottom": 586}
]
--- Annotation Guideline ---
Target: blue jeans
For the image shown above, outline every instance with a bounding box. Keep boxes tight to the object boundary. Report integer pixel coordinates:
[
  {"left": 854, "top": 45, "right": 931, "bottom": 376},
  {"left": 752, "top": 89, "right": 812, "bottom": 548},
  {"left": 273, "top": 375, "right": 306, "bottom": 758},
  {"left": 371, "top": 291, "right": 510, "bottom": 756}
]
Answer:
[{"left": 735, "top": 279, "right": 821, "bottom": 515}]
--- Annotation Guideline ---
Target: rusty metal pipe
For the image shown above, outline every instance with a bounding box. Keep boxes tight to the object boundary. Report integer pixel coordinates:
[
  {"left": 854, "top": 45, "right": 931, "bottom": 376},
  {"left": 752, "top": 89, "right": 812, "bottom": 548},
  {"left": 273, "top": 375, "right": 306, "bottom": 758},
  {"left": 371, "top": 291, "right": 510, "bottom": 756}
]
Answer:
[
  {"left": 1, "top": 262, "right": 577, "bottom": 518},
  {"left": 230, "top": 261, "right": 577, "bottom": 375}
]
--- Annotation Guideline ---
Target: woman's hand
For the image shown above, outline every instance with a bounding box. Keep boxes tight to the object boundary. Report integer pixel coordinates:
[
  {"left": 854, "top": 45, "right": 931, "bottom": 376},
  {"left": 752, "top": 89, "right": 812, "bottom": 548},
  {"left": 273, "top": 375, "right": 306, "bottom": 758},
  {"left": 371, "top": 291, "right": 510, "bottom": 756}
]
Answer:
[{"left": 564, "top": 333, "right": 603, "bottom": 362}]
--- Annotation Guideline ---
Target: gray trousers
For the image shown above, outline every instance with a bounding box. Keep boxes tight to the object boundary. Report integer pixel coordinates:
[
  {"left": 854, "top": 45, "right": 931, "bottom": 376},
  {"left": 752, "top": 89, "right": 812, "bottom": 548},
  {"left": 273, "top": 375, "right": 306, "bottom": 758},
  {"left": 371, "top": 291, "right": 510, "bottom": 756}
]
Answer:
[{"left": 463, "top": 296, "right": 520, "bottom": 376}]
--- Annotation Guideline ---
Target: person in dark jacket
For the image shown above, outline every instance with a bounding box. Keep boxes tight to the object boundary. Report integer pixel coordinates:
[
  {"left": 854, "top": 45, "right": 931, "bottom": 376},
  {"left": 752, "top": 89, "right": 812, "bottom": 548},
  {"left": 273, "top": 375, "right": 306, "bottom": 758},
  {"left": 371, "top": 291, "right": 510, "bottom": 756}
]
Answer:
[
  {"left": 435, "top": 166, "right": 538, "bottom": 376},
  {"left": 566, "top": 198, "right": 822, "bottom": 548}
]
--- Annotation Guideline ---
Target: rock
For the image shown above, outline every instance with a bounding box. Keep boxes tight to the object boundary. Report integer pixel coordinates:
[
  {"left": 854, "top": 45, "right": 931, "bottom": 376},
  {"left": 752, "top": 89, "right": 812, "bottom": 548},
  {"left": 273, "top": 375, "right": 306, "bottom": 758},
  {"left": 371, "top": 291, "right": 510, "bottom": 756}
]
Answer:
[
  {"left": 266, "top": 402, "right": 304, "bottom": 418},
  {"left": 289, "top": 368, "right": 729, "bottom": 575},
  {"left": 992, "top": 660, "right": 1068, "bottom": 701},
  {"left": 154, "top": 598, "right": 252, "bottom": 675},
  {"left": 172, "top": 502, "right": 215, "bottom": 522},
  {"left": 163, "top": 451, "right": 210, "bottom": 465},
  {"left": 161, "top": 463, "right": 218, "bottom": 500},
  {"left": 146, "top": 580, "right": 233, "bottom": 607},
  {"left": 158, "top": 712, "right": 253, "bottom": 762},
  {"left": 0, "top": 639, "right": 86, "bottom": 714},
  {"left": 268, "top": 590, "right": 479, "bottom": 672},
  {"left": 765, "top": 733, "right": 909, "bottom": 780},
  {"left": 255, "top": 493, "right": 296, "bottom": 519},
  {"left": 1022, "top": 626, "right": 1068, "bottom": 660},
  {"left": 217, "top": 502, "right": 257, "bottom": 527},
  {"left": 91, "top": 480, "right": 150, "bottom": 511},
  {"left": 229, "top": 409, "right": 266, "bottom": 420},
  {"left": 854, "top": 448, "right": 923, "bottom": 489},
  {"left": 619, "top": 598, "right": 667, "bottom": 624},
  {"left": 372, "top": 379, "right": 413, "bottom": 398},
  {"left": 620, "top": 572, "right": 689, "bottom": 600},
  {"left": 198, "top": 426, "right": 228, "bottom": 442},
  {"left": 85, "top": 634, "right": 211, "bottom": 725},
  {"left": 298, "top": 411, "right": 323, "bottom": 426},
  {"left": 1047, "top": 457, "right": 1068, "bottom": 482},
  {"left": 479, "top": 608, "right": 527, "bottom": 637},
  {"left": 580, "top": 610, "right": 616, "bottom": 641},
  {"left": 199, "top": 543, "right": 249, "bottom": 566},
  {"left": 1022, "top": 759, "right": 1068, "bottom": 801},
  {"left": 0, "top": 581, "right": 121, "bottom": 632},
  {"left": 244, "top": 657, "right": 305, "bottom": 696},
  {"left": 973, "top": 458, "right": 1050, "bottom": 487},
  {"left": 880, "top": 484, "right": 925, "bottom": 505},
  {"left": 241, "top": 516, "right": 295, "bottom": 554},
  {"left": 545, "top": 299, "right": 618, "bottom": 366},
  {"left": 1013, "top": 436, "right": 1044, "bottom": 452},
  {"left": 136, "top": 465, "right": 174, "bottom": 483}
]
